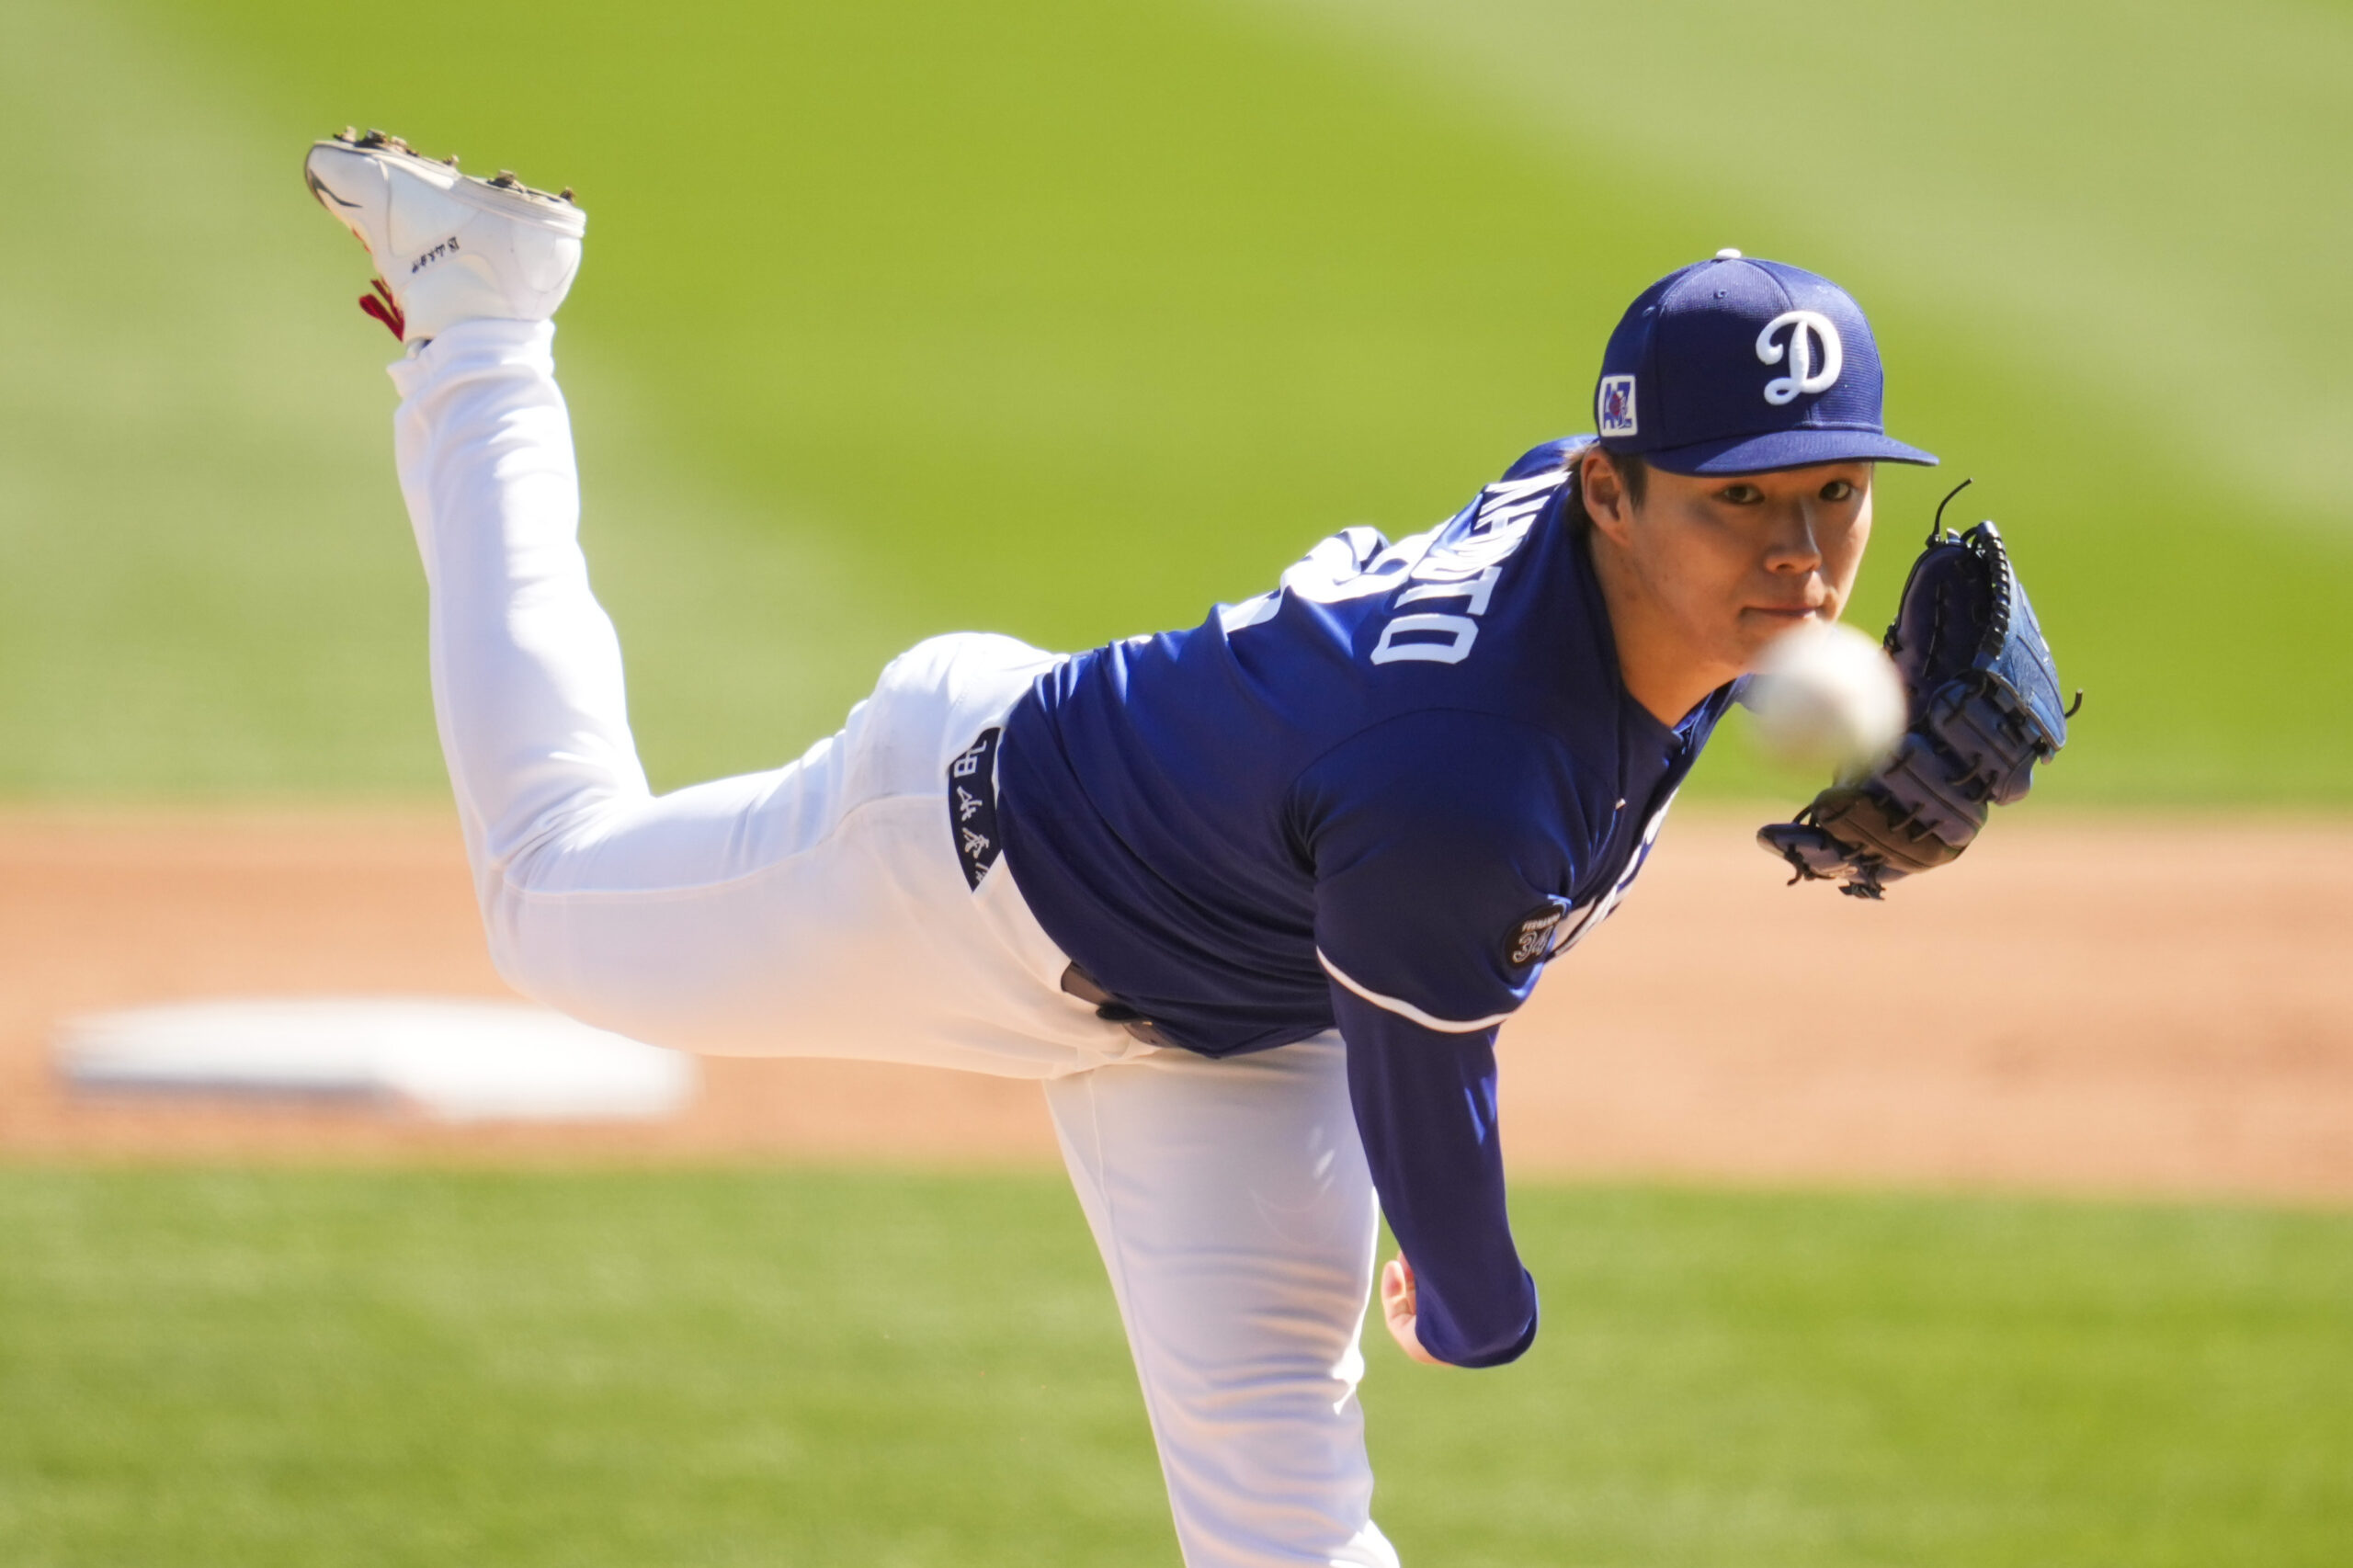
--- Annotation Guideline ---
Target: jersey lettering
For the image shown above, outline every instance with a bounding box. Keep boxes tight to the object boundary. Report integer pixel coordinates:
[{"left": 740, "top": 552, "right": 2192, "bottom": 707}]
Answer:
[
  {"left": 1363, "top": 472, "right": 1559, "bottom": 668},
  {"left": 1217, "top": 467, "right": 1568, "bottom": 672},
  {"left": 1219, "top": 527, "right": 1432, "bottom": 632},
  {"left": 1396, "top": 565, "right": 1501, "bottom": 616},
  {"left": 1370, "top": 612, "right": 1480, "bottom": 665},
  {"left": 1286, "top": 528, "right": 1437, "bottom": 605}
]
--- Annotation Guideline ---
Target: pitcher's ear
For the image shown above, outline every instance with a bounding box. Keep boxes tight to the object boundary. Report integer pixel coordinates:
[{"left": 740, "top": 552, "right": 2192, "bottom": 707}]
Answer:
[{"left": 1581, "top": 449, "right": 1633, "bottom": 541}]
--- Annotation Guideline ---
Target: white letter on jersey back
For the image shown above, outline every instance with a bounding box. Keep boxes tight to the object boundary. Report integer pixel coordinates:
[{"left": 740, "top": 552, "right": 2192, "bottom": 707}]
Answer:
[{"left": 1370, "top": 613, "right": 1480, "bottom": 665}]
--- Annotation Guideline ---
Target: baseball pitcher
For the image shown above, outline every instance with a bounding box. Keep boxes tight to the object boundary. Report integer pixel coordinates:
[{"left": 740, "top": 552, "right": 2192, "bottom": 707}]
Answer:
[{"left": 304, "top": 130, "right": 2069, "bottom": 1567}]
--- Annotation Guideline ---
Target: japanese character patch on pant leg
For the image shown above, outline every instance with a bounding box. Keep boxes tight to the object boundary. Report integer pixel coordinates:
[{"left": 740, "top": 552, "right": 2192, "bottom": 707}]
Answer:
[{"left": 948, "top": 727, "right": 1005, "bottom": 891}]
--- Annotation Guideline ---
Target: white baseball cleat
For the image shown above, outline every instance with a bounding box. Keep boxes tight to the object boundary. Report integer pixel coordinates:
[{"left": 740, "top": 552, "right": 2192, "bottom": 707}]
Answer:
[{"left": 303, "top": 128, "right": 585, "bottom": 344}]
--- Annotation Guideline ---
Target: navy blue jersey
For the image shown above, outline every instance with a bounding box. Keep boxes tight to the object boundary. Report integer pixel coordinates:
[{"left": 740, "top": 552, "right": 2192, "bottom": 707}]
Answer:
[{"left": 998, "top": 436, "right": 1729, "bottom": 1366}]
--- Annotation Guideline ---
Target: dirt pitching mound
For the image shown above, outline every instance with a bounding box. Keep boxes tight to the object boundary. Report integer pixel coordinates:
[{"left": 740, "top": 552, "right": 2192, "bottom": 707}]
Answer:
[{"left": 3, "top": 809, "right": 2347, "bottom": 1202}]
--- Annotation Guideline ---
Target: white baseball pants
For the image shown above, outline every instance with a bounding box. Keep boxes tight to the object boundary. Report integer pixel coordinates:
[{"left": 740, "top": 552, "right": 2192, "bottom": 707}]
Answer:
[{"left": 387, "top": 319, "right": 1400, "bottom": 1568}]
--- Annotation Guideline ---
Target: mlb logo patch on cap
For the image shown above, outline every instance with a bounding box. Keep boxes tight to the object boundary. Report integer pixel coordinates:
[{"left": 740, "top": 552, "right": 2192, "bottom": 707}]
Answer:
[{"left": 1597, "top": 374, "right": 1637, "bottom": 437}]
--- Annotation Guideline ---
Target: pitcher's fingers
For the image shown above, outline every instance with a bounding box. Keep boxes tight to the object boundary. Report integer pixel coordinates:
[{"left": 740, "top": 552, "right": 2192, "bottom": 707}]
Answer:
[{"left": 1380, "top": 1256, "right": 1415, "bottom": 1315}]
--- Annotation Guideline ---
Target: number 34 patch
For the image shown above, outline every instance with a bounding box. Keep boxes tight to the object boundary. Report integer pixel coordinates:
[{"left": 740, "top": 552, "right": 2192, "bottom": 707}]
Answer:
[
  {"left": 1501, "top": 799, "right": 1675, "bottom": 973},
  {"left": 1502, "top": 896, "right": 1576, "bottom": 969}
]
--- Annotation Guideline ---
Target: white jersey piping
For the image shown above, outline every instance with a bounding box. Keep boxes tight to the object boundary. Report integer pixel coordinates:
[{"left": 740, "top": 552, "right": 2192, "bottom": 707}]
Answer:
[{"left": 1315, "top": 949, "right": 1514, "bottom": 1035}]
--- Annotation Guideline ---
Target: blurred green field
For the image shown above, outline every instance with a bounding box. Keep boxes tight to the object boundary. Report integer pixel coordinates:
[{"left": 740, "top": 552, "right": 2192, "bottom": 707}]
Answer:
[
  {"left": 2, "top": 0, "right": 2347, "bottom": 802},
  {"left": 1, "top": 1169, "right": 2347, "bottom": 1566}
]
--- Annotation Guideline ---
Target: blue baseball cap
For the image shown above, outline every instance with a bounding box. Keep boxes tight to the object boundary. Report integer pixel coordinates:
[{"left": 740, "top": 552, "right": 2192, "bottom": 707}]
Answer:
[{"left": 1593, "top": 251, "right": 1937, "bottom": 474}]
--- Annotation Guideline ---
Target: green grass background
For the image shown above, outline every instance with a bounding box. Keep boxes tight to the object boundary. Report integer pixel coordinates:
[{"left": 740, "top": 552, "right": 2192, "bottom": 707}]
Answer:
[
  {"left": 3, "top": 1169, "right": 2347, "bottom": 1567},
  {"left": 1, "top": 0, "right": 2347, "bottom": 801}
]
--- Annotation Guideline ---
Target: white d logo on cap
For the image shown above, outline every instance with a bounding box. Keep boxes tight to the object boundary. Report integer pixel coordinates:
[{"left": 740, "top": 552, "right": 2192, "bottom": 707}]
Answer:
[{"left": 1756, "top": 310, "right": 1843, "bottom": 406}]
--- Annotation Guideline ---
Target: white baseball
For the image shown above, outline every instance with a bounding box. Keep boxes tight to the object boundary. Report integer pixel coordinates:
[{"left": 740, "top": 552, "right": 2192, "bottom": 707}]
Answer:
[{"left": 1746, "top": 619, "right": 1907, "bottom": 774}]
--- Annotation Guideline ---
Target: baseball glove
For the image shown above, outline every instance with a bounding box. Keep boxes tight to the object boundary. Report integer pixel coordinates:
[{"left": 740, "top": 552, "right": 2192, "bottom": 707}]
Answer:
[{"left": 1758, "top": 483, "right": 2078, "bottom": 899}]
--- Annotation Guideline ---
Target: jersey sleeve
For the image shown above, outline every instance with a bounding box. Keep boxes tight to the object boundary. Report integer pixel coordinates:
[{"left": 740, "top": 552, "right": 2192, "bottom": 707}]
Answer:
[
  {"left": 1294, "top": 710, "right": 1590, "bottom": 1367},
  {"left": 1334, "top": 994, "right": 1538, "bottom": 1366}
]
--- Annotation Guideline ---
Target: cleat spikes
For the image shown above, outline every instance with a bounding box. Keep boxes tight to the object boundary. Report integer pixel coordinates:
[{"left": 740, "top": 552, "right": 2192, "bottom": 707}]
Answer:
[
  {"left": 336, "top": 126, "right": 358, "bottom": 143},
  {"left": 559, "top": 187, "right": 575, "bottom": 202},
  {"left": 303, "top": 131, "right": 585, "bottom": 339}
]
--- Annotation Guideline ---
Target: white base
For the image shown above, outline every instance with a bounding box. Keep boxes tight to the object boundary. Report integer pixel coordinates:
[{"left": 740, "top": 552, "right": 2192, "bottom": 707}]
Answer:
[{"left": 54, "top": 998, "right": 698, "bottom": 1122}]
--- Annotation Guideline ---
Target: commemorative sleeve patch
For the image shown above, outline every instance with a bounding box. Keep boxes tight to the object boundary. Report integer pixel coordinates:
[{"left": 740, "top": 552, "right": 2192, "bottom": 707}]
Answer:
[{"left": 1503, "top": 897, "right": 1572, "bottom": 969}]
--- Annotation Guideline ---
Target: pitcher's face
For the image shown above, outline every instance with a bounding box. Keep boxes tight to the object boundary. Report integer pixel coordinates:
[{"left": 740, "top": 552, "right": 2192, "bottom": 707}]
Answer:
[{"left": 1596, "top": 456, "right": 1876, "bottom": 675}]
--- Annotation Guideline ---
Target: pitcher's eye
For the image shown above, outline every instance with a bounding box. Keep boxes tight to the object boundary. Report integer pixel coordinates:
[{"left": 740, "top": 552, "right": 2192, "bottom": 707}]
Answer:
[
  {"left": 1820, "top": 479, "right": 1856, "bottom": 502},
  {"left": 1717, "top": 483, "right": 1764, "bottom": 505}
]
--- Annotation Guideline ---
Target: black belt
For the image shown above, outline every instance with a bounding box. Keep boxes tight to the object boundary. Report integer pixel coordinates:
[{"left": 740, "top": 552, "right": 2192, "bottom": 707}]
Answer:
[{"left": 1058, "top": 963, "right": 1175, "bottom": 1049}]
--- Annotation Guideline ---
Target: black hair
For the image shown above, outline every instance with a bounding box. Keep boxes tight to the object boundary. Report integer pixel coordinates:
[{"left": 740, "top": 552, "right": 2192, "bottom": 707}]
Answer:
[{"left": 1612, "top": 449, "right": 1650, "bottom": 508}]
